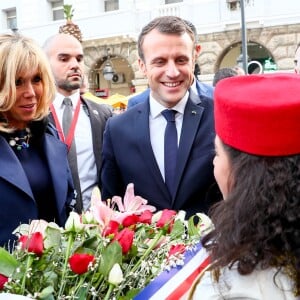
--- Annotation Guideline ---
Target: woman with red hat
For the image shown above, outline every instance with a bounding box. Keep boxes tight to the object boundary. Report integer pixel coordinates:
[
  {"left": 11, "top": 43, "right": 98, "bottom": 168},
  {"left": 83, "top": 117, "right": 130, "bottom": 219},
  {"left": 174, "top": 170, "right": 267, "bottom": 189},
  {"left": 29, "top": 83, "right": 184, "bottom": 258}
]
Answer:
[{"left": 189, "top": 73, "right": 300, "bottom": 299}]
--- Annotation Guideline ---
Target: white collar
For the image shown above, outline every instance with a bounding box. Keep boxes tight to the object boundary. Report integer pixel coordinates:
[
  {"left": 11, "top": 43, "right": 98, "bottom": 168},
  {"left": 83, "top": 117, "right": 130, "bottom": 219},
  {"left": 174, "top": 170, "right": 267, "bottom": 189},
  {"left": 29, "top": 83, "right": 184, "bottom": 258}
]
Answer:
[{"left": 149, "top": 91, "right": 189, "bottom": 119}]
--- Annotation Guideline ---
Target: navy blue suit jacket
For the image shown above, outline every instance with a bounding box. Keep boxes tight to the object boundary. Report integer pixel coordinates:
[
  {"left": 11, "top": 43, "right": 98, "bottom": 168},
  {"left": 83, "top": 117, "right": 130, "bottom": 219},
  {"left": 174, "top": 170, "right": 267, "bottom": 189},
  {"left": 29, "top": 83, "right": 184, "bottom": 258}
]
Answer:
[
  {"left": 101, "top": 90, "right": 218, "bottom": 217},
  {"left": 0, "top": 126, "right": 74, "bottom": 246},
  {"left": 127, "top": 79, "right": 214, "bottom": 109}
]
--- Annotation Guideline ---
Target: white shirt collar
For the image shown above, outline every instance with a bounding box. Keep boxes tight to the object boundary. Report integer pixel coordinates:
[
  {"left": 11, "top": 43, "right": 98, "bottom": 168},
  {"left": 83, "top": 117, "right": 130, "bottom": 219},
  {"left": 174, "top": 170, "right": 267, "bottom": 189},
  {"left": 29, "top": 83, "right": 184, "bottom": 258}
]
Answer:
[
  {"left": 149, "top": 91, "right": 189, "bottom": 119},
  {"left": 190, "top": 76, "right": 198, "bottom": 95},
  {"left": 54, "top": 91, "right": 80, "bottom": 108}
]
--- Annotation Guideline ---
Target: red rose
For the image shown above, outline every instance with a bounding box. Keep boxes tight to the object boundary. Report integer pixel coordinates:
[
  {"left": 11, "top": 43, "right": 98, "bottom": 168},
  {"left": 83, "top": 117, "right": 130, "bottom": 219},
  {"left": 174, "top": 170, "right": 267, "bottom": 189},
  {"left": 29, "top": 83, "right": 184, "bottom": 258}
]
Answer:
[
  {"left": 138, "top": 210, "right": 153, "bottom": 224},
  {"left": 113, "top": 228, "right": 134, "bottom": 254},
  {"left": 122, "top": 214, "right": 139, "bottom": 227},
  {"left": 102, "top": 220, "right": 120, "bottom": 237},
  {"left": 19, "top": 232, "right": 44, "bottom": 256},
  {"left": 0, "top": 274, "right": 8, "bottom": 289},
  {"left": 69, "top": 253, "right": 95, "bottom": 274},
  {"left": 156, "top": 209, "right": 177, "bottom": 231},
  {"left": 168, "top": 244, "right": 186, "bottom": 258}
]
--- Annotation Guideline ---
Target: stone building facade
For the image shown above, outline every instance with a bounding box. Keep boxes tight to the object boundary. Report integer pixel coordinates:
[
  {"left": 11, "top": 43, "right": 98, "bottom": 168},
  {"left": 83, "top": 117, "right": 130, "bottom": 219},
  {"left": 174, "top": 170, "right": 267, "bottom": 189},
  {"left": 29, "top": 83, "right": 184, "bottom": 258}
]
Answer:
[{"left": 0, "top": 0, "right": 299, "bottom": 94}]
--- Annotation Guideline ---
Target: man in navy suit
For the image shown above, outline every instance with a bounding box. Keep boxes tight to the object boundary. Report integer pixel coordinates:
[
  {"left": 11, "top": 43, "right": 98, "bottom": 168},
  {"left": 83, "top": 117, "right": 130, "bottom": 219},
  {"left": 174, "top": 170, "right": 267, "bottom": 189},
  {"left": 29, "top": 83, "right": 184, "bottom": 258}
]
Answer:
[
  {"left": 127, "top": 19, "right": 214, "bottom": 109},
  {"left": 101, "top": 16, "right": 219, "bottom": 217}
]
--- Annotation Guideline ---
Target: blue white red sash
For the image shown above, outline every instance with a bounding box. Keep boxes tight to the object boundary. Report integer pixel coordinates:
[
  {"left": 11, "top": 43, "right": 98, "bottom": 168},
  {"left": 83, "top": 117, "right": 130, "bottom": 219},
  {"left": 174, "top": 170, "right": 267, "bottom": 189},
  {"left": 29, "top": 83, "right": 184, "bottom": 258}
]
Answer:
[{"left": 134, "top": 242, "right": 210, "bottom": 300}]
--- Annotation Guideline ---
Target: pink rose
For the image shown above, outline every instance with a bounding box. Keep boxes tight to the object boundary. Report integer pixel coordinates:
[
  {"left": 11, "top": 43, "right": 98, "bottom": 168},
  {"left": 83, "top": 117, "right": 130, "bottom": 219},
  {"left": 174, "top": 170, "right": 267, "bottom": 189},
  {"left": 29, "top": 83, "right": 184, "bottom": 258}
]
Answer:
[
  {"left": 138, "top": 210, "right": 153, "bottom": 224},
  {"left": 156, "top": 209, "right": 177, "bottom": 232}
]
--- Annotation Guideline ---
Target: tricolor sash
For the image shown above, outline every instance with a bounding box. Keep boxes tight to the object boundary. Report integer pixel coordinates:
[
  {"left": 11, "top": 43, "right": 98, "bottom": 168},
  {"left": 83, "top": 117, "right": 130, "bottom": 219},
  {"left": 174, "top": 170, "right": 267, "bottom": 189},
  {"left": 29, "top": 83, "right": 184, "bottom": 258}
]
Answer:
[{"left": 134, "top": 242, "right": 210, "bottom": 300}]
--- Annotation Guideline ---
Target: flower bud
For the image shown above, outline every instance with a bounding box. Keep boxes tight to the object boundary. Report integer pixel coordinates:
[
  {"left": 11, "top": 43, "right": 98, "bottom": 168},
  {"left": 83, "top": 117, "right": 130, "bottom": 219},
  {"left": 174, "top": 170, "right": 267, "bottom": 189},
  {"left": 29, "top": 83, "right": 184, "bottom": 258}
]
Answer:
[
  {"left": 113, "top": 228, "right": 134, "bottom": 254},
  {"left": 19, "top": 232, "right": 44, "bottom": 256},
  {"left": 81, "top": 211, "right": 95, "bottom": 224},
  {"left": 196, "top": 213, "right": 214, "bottom": 236},
  {"left": 108, "top": 263, "right": 123, "bottom": 285},
  {"left": 102, "top": 220, "right": 120, "bottom": 237},
  {"left": 0, "top": 274, "right": 8, "bottom": 289},
  {"left": 138, "top": 210, "right": 153, "bottom": 224},
  {"left": 156, "top": 209, "right": 177, "bottom": 232},
  {"left": 69, "top": 253, "right": 95, "bottom": 274},
  {"left": 65, "top": 212, "right": 83, "bottom": 232}
]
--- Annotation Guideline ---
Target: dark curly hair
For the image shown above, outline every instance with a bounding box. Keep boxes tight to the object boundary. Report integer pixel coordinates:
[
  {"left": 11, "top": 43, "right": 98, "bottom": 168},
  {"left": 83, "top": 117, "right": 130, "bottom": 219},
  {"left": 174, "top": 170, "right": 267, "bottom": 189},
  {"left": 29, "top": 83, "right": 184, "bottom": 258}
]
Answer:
[{"left": 203, "top": 141, "right": 300, "bottom": 295}]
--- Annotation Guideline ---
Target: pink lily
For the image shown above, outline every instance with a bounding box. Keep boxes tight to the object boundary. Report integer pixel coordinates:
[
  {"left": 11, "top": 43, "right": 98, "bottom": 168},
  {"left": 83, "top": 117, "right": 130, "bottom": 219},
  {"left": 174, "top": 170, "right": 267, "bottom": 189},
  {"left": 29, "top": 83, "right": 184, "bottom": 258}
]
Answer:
[
  {"left": 90, "top": 187, "right": 115, "bottom": 228},
  {"left": 111, "top": 184, "right": 156, "bottom": 223}
]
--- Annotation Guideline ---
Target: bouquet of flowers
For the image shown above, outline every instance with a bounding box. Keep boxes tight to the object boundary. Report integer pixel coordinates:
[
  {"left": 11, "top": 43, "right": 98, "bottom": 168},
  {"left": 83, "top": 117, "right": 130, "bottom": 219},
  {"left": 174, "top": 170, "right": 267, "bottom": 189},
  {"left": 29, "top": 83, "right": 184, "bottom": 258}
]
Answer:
[{"left": 0, "top": 184, "right": 212, "bottom": 300}]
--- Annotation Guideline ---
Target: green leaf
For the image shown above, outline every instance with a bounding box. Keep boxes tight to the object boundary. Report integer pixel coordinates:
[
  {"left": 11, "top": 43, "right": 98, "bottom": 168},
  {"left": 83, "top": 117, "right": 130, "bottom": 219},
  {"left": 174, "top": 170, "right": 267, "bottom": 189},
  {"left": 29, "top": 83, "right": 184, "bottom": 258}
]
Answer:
[
  {"left": 187, "top": 215, "right": 200, "bottom": 237},
  {"left": 75, "top": 286, "right": 89, "bottom": 300},
  {"left": 170, "top": 219, "right": 185, "bottom": 239},
  {"left": 38, "top": 285, "right": 55, "bottom": 300},
  {"left": 99, "top": 242, "right": 122, "bottom": 277},
  {"left": 0, "top": 248, "right": 19, "bottom": 276},
  {"left": 44, "top": 226, "right": 61, "bottom": 249},
  {"left": 122, "top": 288, "right": 141, "bottom": 299},
  {"left": 43, "top": 271, "right": 58, "bottom": 288},
  {"left": 76, "top": 235, "right": 99, "bottom": 251}
]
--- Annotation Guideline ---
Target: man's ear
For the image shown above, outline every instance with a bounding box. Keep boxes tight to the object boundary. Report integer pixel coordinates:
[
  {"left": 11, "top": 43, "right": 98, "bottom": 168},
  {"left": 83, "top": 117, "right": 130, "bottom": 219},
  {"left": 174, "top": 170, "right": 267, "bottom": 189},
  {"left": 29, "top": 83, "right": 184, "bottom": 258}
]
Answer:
[
  {"left": 195, "top": 44, "right": 201, "bottom": 58},
  {"left": 138, "top": 58, "right": 147, "bottom": 76}
]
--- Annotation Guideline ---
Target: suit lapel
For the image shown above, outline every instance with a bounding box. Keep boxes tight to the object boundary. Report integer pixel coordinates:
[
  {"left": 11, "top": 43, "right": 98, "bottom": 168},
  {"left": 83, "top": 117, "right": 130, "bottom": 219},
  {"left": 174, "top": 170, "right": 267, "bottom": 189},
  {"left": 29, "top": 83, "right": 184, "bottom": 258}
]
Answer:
[
  {"left": 0, "top": 136, "right": 34, "bottom": 198},
  {"left": 82, "top": 98, "right": 110, "bottom": 173},
  {"left": 43, "top": 134, "right": 68, "bottom": 216},
  {"left": 173, "top": 92, "right": 204, "bottom": 199}
]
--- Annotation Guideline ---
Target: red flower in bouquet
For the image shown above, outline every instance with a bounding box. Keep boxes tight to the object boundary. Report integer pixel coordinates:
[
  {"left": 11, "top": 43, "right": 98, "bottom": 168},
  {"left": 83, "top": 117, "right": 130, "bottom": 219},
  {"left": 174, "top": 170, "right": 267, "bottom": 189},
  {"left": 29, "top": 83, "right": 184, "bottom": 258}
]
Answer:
[
  {"left": 19, "top": 232, "right": 44, "bottom": 256},
  {"left": 168, "top": 244, "right": 186, "bottom": 258},
  {"left": 156, "top": 209, "right": 177, "bottom": 232},
  {"left": 0, "top": 184, "right": 213, "bottom": 299},
  {"left": 122, "top": 214, "right": 140, "bottom": 228},
  {"left": 113, "top": 228, "right": 134, "bottom": 254},
  {"left": 102, "top": 220, "right": 120, "bottom": 237},
  {"left": 69, "top": 253, "right": 95, "bottom": 274},
  {"left": 138, "top": 210, "right": 153, "bottom": 224},
  {"left": 0, "top": 274, "right": 8, "bottom": 289}
]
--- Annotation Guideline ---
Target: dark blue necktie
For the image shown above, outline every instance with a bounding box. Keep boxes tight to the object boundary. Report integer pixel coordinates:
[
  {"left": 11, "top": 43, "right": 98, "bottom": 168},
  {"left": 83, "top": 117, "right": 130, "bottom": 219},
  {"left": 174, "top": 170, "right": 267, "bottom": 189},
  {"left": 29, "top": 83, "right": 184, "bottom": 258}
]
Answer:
[{"left": 161, "top": 109, "right": 178, "bottom": 197}]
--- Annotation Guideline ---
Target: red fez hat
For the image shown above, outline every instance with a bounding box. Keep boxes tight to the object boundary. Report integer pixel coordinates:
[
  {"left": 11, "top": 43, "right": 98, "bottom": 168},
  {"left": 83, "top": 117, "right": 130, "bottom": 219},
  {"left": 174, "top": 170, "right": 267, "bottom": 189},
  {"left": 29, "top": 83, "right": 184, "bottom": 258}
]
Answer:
[{"left": 214, "top": 73, "right": 300, "bottom": 156}]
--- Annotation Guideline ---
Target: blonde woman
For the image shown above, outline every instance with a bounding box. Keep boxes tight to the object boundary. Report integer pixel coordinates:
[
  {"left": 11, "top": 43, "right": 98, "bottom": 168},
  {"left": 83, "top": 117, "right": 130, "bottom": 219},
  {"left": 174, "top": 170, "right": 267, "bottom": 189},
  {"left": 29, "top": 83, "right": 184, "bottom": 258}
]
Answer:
[{"left": 0, "top": 34, "right": 74, "bottom": 247}]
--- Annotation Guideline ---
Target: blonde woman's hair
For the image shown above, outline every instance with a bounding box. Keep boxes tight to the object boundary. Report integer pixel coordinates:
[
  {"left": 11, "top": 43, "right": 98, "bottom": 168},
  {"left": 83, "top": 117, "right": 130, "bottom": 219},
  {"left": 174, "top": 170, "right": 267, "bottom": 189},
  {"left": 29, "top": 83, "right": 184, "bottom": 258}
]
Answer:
[{"left": 0, "top": 33, "right": 56, "bottom": 132}]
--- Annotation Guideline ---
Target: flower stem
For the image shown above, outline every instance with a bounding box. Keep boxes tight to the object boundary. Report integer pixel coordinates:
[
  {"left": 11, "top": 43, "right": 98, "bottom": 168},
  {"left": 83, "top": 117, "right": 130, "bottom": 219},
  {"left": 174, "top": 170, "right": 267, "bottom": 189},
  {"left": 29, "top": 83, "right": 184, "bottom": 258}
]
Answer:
[
  {"left": 21, "top": 254, "right": 34, "bottom": 294},
  {"left": 131, "top": 229, "right": 164, "bottom": 273},
  {"left": 58, "top": 232, "right": 74, "bottom": 297},
  {"left": 103, "top": 283, "right": 114, "bottom": 300}
]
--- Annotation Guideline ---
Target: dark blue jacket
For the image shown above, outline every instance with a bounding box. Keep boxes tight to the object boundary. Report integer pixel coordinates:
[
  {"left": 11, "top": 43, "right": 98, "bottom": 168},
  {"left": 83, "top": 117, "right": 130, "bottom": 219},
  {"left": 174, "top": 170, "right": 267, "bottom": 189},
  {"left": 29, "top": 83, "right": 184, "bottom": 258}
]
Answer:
[{"left": 0, "top": 124, "right": 74, "bottom": 246}]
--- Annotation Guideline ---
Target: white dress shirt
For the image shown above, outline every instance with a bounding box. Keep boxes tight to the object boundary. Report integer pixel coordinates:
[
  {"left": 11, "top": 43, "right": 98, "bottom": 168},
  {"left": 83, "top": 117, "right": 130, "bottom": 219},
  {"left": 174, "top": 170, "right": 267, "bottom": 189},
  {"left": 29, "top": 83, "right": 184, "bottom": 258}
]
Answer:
[
  {"left": 52, "top": 91, "right": 97, "bottom": 210},
  {"left": 149, "top": 92, "right": 189, "bottom": 181}
]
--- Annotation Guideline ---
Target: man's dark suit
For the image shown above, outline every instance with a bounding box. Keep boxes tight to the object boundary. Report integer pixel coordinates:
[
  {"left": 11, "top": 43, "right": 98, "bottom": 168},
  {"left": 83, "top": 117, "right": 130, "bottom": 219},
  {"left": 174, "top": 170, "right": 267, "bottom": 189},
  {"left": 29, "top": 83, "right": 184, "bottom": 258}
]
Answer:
[
  {"left": 101, "top": 90, "right": 218, "bottom": 217},
  {"left": 80, "top": 97, "right": 113, "bottom": 178}
]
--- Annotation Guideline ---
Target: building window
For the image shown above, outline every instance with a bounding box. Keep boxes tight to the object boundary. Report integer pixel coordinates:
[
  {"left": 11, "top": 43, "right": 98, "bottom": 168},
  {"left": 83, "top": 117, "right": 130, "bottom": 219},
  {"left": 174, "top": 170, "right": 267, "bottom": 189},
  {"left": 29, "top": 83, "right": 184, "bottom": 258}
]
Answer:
[
  {"left": 105, "top": 0, "right": 119, "bottom": 12},
  {"left": 165, "top": 0, "right": 183, "bottom": 4},
  {"left": 52, "top": 0, "right": 64, "bottom": 21},
  {"left": 5, "top": 8, "right": 17, "bottom": 30}
]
